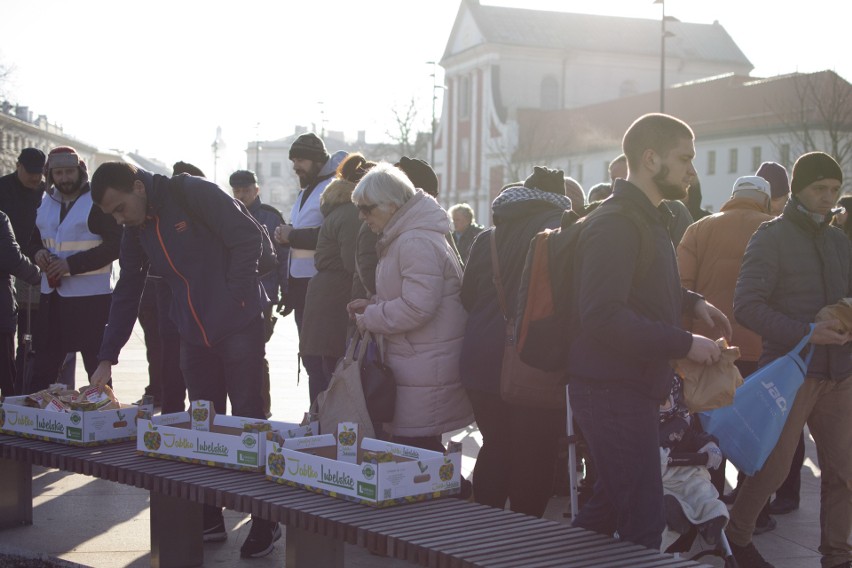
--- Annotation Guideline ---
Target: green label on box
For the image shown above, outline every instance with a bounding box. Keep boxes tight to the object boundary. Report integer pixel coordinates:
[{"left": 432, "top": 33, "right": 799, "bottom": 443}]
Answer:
[
  {"left": 357, "top": 481, "right": 376, "bottom": 499},
  {"left": 237, "top": 450, "right": 258, "bottom": 466},
  {"left": 66, "top": 427, "right": 82, "bottom": 441}
]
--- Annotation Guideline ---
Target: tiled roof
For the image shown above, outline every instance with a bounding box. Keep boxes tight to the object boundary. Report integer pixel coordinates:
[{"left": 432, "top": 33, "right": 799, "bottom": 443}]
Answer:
[
  {"left": 514, "top": 70, "right": 852, "bottom": 160},
  {"left": 445, "top": 0, "right": 752, "bottom": 68}
]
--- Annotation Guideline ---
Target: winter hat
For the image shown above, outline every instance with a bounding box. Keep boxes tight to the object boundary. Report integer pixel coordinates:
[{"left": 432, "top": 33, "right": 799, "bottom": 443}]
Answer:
[
  {"left": 732, "top": 176, "right": 771, "bottom": 199},
  {"left": 524, "top": 166, "right": 565, "bottom": 195},
  {"left": 46, "top": 146, "right": 87, "bottom": 183},
  {"left": 790, "top": 152, "right": 843, "bottom": 194},
  {"left": 17, "top": 148, "right": 46, "bottom": 174},
  {"left": 229, "top": 170, "right": 257, "bottom": 188},
  {"left": 755, "top": 161, "right": 790, "bottom": 199},
  {"left": 173, "top": 161, "right": 205, "bottom": 177},
  {"left": 395, "top": 156, "right": 438, "bottom": 197},
  {"left": 289, "top": 132, "right": 329, "bottom": 163}
]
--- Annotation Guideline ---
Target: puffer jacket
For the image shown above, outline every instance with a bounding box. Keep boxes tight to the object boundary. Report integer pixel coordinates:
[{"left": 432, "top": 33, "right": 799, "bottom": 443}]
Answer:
[
  {"left": 677, "top": 198, "right": 774, "bottom": 362},
  {"left": 734, "top": 197, "right": 852, "bottom": 380},
  {"left": 460, "top": 186, "right": 572, "bottom": 393},
  {"left": 359, "top": 190, "right": 473, "bottom": 436},
  {"left": 0, "top": 211, "right": 40, "bottom": 333},
  {"left": 300, "top": 179, "right": 361, "bottom": 358}
]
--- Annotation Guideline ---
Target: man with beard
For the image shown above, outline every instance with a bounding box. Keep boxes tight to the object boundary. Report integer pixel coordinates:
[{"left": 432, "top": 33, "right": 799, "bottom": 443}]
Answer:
[
  {"left": 567, "top": 114, "right": 731, "bottom": 550},
  {"left": 273, "top": 133, "right": 346, "bottom": 404},
  {"left": 27, "top": 147, "right": 120, "bottom": 392}
]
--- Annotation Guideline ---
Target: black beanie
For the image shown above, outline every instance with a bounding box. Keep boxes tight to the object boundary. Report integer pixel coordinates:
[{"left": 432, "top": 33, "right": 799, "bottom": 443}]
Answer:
[
  {"left": 229, "top": 170, "right": 257, "bottom": 188},
  {"left": 395, "top": 156, "right": 438, "bottom": 197},
  {"left": 524, "top": 166, "right": 565, "bottom": 195},
  {"left": 289, "top": 133, "right": 329, "bottom": 163},
  {"left": 791, "top": 152, "right": 843, "bottom": 194}
]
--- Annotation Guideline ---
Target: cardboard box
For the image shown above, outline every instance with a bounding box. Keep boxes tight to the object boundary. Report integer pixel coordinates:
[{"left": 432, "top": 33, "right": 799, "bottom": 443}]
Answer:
[
  {"left": 265, "top": 434, "right": 461, "bottom": 507},
  {"left": 137, "top": 412, "right": 317, "bottom": 472},
  {"left": 0, "top": 396, "right": 137, "bottom": 446}
]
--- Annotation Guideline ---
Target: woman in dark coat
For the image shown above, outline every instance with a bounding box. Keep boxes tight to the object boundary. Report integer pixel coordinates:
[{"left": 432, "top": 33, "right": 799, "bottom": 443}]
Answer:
[
  {"left": 300, "top": 154, "right": 375, "bottom": 381},
  {"left": 460, "top": 166, "right": 572, "bottom": 517}
]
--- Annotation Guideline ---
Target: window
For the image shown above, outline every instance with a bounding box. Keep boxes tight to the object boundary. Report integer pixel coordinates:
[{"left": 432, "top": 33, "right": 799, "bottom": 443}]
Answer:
[
  {"left": 271, "top": 162, "right": 282, "bottom": 178},
  {"left": 576, "top": 163, "right": 583, "bottom": 185},
  {"left": 459, "top": 138, "right": 470, "bottom": 173},
  {"left": 752, "top": 146, "right": 762, "bottom": 171},
  {"left": 780, "top": 143, "right": 791, "bottom": 168},
  {"left": 728, "top": 148, "right": 738, "bottom": 173},
  {"left": 540, "top": 76, "right": 559, "bottom": 110},
  {"left": 458, "top": 76, "right": 471, "bottom": 119},
  {"left": 707, "top": 150, "right": 716, "bottom": 175}
]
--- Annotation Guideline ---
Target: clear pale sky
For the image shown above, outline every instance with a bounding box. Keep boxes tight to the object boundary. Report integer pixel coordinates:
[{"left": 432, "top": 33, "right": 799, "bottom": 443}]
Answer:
[{"left": 1, "top": 0, "right": 848, "bottom": 180}]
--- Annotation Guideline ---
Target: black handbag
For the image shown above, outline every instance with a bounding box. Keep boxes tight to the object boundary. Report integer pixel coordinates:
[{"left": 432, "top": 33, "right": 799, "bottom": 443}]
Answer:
[{"left": 359, "top": 331, "right": 396, "bottom": 423}]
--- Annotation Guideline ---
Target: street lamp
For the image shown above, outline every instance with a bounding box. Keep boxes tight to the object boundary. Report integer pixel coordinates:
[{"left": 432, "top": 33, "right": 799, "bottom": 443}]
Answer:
[
  {"left": 654, "top": 0, "right": 675, "bottom": 113},
  {"left": 426, "top": 61, "right": 446, "bottom": 165},
  {"left": 254, "top": 122, "right": 262, "bottom": 182}
]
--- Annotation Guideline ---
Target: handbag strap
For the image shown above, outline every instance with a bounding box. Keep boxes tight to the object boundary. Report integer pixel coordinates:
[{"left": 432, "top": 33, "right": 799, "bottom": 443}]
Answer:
[
  {"left": 793, "top": 323, "right": 816, "bottom": 372},
  {"left": 489, "top": 229, "right": 511, "bottom": 321}
]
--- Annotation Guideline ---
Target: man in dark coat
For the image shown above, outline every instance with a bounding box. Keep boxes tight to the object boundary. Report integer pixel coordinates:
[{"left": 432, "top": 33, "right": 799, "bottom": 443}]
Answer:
[
  {"left": 0, "top": 211, "right": 41, "bottom": 395},
  {"left": 449, "top": 203, "right": 484, "bottom": 263},
  {"left": 89, "top": 161, "right": 279, "bottom": 559},
  {"left": 568, "top": 114, "right": 730, "bottom": 551},
  {"left": 728, "top": 152, "right": 852, "bottom": 568}
]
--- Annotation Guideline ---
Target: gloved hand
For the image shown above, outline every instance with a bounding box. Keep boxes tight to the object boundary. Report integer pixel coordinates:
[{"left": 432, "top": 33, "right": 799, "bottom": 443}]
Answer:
[
  {"left": 276, "top": 297, "right": 293, "bottom": 318},
  {"left": 699, "top": 442, "right": 723, "bottom": 470}
]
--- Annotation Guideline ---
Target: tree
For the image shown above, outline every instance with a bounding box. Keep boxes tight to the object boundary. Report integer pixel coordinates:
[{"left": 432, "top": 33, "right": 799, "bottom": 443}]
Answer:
[
  {"left": 384, "top": 97, "right": 428, "bottom": 159},
  {"left": 769, "top": 71, "right": 852, "bottom": 174}
]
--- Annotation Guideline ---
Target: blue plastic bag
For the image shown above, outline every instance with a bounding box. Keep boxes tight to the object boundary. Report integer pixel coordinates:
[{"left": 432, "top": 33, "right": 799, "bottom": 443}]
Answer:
[{"left": 698, "top": 324, "right": 814, "bottom": 476}]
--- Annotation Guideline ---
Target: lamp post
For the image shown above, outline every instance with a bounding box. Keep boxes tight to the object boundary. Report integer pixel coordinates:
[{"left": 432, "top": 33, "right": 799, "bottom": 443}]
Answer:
[
  {"left": 427, "top": 61, "right": 446, "bottom": 165},
  {"left": 254, "top": 122, "right": 262, "bottom": 181},
  {"left": 654, "top": 0, "right": 675, "bottom": 113}
]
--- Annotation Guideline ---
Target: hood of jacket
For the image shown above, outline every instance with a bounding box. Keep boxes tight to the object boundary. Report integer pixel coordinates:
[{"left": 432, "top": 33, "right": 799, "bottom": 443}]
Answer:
[
  {"left": 319, "top": 178, "right": 356, "bottom": 217},
  {"left": 319, "top": 150, "right": 348, "bottom": 179},
  {"left": 377, "top": 190, "right": 449, "bottom": 256}
]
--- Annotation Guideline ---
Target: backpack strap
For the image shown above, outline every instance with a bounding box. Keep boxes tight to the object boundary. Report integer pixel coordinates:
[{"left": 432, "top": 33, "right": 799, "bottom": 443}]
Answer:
[{"left": 489, "top": 229, "right": 511, "bottom": 321}]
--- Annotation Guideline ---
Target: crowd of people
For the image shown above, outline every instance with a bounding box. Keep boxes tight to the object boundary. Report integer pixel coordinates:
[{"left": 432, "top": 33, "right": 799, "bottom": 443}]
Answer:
[{"left": 0, "top": 113, "right": 849, "bottom": 567}]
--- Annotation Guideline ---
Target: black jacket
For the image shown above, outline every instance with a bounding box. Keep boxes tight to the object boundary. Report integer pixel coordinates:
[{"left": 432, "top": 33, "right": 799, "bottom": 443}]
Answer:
[
  {"left": 0, "top": 211, "right": 40, "bottom": 333},
  {"left": 734, "top": 197, "right": 852, "bottom": 380},
  {"left": 0, "top": 172, "right": 44, "bottom": 255},
  {"left": 460, "top": 188, "right": 571, "bottom": 393},
  {"left": 567, "top": 180, "right": 700, "bottom": 401}
]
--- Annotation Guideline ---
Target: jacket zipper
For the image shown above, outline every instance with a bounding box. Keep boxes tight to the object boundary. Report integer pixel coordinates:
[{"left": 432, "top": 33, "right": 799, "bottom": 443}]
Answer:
[{"left": 153, "top": 214, "right": 211, "bottom": 347}]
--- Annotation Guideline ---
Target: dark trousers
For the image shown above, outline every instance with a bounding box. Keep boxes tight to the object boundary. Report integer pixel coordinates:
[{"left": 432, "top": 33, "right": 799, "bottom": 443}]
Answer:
[
  {"left": 155, "top": 280, "right": 186, "bottom": 414},
  {"left": 289, "top": 276, "right": 330, "bottom": 404},
  {"left": 29, "top": 293, "right": 107, "bottom": 393},
  {"left": 14, "top": 304, "right": 36, "bottom": 394},
  {"left": 0, "top": 332, "right": 15, "bottom": 397},
  {"left": 138, "top": 280, "right": 163, "bottom": 403},
  {"left": 569, "top": 383, "right": 665, "bottom": 550},
  {"left": 468, "top": 388, "right": 562, "bottom": 517},
  {"left": 179, "top": 316, "right": 266, "bottom": 420}
]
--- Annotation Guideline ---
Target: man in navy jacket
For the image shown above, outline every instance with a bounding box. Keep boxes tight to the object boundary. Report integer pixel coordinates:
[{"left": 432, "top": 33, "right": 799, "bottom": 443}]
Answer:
[
  {"left": 567, "top": 114, "right": 731, "bottom": 550},
  {"left": 88, "top": 162, "right": 279, "bottom": 558}
]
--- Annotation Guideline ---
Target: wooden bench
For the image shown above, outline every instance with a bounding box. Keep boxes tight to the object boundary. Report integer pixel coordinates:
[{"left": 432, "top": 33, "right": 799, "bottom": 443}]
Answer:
[{"left": 0, "top": 434, "right": 703, "bottom": 567}]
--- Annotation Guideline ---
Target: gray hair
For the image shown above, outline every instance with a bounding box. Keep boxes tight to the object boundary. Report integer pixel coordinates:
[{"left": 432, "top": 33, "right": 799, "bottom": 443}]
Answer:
[
  {"left": 352, "top": 162, "right": 415, "bottom": 210},
  {"left": 448, "top": 203, "right": 475, "bottom": 221}
]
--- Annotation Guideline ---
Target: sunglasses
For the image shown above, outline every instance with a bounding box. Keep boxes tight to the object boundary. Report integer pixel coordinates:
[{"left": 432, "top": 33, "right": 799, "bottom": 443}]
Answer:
[{"left": 357, "top": 203, "right": 378, "bottom": 215}]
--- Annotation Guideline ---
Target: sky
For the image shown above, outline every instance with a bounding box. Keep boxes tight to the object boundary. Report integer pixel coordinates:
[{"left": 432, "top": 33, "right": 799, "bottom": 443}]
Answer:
[{"left": 1, "top": 0, "right": 849, "bottom": 181}]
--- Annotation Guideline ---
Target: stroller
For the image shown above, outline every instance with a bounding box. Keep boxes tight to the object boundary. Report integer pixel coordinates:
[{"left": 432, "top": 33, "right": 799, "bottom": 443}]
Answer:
[{"left": 564, "top": 385, "right": 738, "bottom": 567}]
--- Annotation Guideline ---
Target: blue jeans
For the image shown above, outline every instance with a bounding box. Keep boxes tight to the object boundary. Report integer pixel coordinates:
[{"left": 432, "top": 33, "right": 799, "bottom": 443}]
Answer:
[
  {"left": 569, "top": 383, "right": 665, "bottom": 550},
  {"left": 179, "top": 316, "right": 266, "bottom": 420}
]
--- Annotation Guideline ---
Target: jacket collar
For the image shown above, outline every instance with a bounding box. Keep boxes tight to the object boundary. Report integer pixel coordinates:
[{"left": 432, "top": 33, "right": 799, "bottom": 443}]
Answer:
[
  {"left": 782, "top": 196, "right": 831, "bottom": 234},
  {"left": 720, "top": 197, "right": 770, "bottom": 214},
  {"left": 612, "top": 179, "right": 674, "bottom": 226}
]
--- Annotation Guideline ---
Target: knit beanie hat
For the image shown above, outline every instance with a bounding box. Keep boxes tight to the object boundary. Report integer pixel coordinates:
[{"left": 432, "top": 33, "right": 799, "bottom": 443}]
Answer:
[
  {"left": 46, "top": 146, "right": 87, "bottom": 183},
  {"left": 229, "top": 170, "right": 257, "bottom": 188},
  {"left": 524, "top": 166, "right": 565, "bottom": 195},
  {"left": 289, "top": 133, "right": 329, "bottom": 163},
  {"left": 395, "top": 156, "right": 438, "bottom": 197},
  {"left": 755, "top": 162, "right": 790, "bottom": 199},
  {"left": 790, "top": 152, "right": 843, "bottom": 194}
]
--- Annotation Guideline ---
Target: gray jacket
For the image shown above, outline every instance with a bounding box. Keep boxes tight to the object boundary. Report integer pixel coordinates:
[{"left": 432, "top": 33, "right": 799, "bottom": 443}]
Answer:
[{"left": 734, "top": 198, "right": 852, "bottom": 380}]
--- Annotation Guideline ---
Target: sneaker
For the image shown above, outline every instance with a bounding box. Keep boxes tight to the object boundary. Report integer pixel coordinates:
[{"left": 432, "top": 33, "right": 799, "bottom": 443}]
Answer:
[
  {"left": 239, "top": 519, "right": 281, "bottom": 558},
  {"left": 753, "top": 513, "right": 777, "bottom": 535},
  {"left": 202, "top": 515, "right": 227, "bottom": 543},
  {"left": 729, "top": 541, "right": 775, "bottom": 568},
  {"left": 768, "top": 496, "right": 799, "bottom": 515}
]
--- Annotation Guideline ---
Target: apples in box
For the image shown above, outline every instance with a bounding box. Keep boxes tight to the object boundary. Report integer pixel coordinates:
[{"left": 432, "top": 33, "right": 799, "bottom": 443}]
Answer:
[
  {"left": 265, "top": 434, "right": 461, "bottom": 507},
  {"left": 137, "top": 412, "right": 317, "bottom": 472},
  {"left": 0, "top": 396, "right": 137, "bottom": 446}
]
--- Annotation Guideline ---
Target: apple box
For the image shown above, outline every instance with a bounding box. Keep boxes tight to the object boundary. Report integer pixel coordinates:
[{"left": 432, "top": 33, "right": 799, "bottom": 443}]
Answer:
[
  {"left": 265, "top": 434, "right": 461, "bottom": 507},
  {"left": 137, "top": 412, "right": 317, "bottom": 472},
  {"left": 0, "top": 396, "right": 137, "bottom": 446}
]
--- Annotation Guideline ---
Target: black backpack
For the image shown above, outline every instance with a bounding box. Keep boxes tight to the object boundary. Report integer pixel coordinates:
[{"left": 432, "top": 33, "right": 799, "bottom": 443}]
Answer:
[
  {"left": 169, "top": 174, "right": 279, "bottom": 276},
  {"left": 514, "top": 200, "right": 656, "bottom": 372}
]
